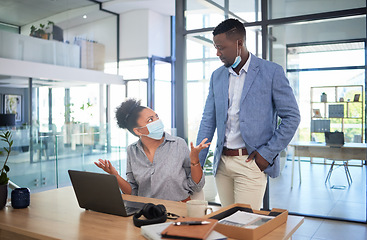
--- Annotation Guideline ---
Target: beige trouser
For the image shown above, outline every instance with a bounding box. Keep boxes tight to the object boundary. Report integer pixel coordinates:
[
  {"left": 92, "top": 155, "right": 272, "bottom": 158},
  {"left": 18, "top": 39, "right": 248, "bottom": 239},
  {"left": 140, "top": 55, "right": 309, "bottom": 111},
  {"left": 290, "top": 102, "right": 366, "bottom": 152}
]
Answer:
[{"left": 215, "top": 155, "right": 267, "bottom": 210}]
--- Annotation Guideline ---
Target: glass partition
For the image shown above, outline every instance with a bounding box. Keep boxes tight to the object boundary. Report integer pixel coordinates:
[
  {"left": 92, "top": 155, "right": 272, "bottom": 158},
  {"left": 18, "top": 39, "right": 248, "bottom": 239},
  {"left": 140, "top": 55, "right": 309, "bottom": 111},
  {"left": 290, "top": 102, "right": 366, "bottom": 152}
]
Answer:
[
  {"left": 269, "top": 0, "right": 366, "bottom": 19},
  {"left": 268, "top": 16, "right": 366, "bottom": 222}
]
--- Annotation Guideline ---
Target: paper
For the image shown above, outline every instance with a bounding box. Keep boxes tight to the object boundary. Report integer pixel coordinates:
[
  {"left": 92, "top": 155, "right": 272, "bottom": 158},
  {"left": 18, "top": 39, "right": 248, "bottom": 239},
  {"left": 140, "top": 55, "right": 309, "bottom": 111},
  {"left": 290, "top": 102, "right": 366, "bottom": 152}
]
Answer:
[{"left": 219, "top": 210, "right": 274, "bottom": 229}]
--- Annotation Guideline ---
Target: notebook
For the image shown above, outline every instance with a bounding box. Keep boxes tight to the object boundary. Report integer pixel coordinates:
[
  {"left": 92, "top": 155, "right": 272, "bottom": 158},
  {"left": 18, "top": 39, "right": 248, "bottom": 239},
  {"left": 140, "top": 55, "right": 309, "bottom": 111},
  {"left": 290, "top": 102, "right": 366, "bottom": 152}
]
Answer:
[
  {"left": 68, "top": 170, "right": 145, "bottom": 217},
  {"left": 141, "top": 222, "right": 227, "bottom": 240}
]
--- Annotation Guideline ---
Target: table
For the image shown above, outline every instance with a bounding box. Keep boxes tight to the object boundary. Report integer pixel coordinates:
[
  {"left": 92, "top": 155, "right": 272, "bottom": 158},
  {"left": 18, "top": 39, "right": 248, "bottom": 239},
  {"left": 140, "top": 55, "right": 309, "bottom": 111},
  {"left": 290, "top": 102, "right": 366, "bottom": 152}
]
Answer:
[
  {"left": 0, "top": 187, "right": 304, "bottom": 239},
  {"left": 289, "top": 141, "right": 367, "bottom": 187}
]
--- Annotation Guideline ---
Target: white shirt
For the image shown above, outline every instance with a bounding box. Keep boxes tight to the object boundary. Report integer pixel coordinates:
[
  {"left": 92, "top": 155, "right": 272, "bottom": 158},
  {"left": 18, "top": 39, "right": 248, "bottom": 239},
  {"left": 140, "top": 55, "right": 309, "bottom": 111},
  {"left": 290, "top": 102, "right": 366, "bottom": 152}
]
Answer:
[{"left": 224, "top": 53, "right": 252, "bottom": 149}]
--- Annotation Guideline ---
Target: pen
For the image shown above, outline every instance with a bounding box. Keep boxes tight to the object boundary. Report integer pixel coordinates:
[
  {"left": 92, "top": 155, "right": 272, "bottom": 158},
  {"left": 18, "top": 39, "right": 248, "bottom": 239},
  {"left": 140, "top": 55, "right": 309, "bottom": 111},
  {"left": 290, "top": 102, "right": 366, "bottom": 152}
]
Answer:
[{"left": 174, "top": 221, "right": 211, "bottom": 226}]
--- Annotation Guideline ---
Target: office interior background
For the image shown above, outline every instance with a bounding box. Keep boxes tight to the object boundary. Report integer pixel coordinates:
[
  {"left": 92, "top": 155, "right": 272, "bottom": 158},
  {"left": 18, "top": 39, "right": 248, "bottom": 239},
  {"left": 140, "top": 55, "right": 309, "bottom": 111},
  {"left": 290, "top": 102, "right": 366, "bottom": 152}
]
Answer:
[{"left": 0, "top": 0, "right": 366, "bottom": 224}]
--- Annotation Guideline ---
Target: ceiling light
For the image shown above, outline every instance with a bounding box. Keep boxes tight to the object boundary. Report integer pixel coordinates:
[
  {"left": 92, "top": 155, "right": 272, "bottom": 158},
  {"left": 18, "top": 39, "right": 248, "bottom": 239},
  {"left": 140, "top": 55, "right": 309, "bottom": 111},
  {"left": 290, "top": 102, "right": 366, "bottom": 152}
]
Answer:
[{"left": 83, "top": 15, "right": 87, "bottom": 19}]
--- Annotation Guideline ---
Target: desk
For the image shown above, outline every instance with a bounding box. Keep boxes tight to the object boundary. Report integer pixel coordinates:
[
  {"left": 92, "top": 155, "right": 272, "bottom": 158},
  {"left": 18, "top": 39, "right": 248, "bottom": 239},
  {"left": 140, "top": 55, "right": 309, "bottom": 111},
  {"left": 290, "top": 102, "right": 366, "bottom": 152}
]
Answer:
[
  {"left": 289, "top": 142, "right": 367, "bottom": 187},
  {"left": 0, "top": 187, "right": 303, "bottom": 240}
]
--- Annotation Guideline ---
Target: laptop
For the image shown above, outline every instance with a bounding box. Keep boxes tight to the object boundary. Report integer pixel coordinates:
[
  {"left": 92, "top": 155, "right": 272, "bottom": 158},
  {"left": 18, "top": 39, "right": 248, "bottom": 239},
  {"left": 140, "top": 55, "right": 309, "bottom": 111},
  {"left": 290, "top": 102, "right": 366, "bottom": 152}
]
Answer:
[
  {"left": 324, "top": 131, "right": 344, "bottom": 147},
  {"left": 68, "top": 170, "right": 145, "bottom": 217}
]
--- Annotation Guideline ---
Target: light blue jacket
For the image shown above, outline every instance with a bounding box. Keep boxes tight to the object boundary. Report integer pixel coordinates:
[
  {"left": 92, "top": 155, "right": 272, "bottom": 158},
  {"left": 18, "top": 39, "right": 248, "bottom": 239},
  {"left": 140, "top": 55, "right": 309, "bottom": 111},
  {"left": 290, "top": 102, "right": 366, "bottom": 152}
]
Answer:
[{"left": 196, "top": 54, "right": 300, "bottom": 178}]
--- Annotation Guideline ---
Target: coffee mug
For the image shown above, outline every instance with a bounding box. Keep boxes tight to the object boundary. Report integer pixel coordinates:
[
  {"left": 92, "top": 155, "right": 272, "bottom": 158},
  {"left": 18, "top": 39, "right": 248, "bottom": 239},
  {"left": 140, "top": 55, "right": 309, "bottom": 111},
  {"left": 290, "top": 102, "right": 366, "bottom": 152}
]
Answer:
[{"left": 186, "top": 200, "right": 213, "bottom": 218}]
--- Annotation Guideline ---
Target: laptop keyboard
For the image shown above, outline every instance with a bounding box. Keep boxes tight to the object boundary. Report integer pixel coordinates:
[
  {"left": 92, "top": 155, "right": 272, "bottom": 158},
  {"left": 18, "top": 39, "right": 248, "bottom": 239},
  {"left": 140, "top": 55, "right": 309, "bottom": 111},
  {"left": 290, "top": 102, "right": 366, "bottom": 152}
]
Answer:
[{"left": 124, "top": 200, "right": 145, "bottom": 214}]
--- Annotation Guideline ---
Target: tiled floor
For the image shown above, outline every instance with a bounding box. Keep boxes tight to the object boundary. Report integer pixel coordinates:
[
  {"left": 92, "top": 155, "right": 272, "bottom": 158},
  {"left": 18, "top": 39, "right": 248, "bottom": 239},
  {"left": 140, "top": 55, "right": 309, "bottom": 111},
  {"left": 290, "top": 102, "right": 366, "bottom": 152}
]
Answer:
[
  {"left": 269, "top": 159, "right": 366, "bottom": 222},
  {"left": 292, "top": 217, "right": 367, "bottom": 240}
]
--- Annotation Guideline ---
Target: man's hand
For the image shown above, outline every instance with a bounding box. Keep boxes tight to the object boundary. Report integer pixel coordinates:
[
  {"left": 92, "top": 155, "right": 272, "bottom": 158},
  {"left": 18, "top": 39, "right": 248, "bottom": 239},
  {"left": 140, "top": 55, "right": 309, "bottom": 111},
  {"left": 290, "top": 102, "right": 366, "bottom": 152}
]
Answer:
[{"left": 246, "top": 151, "right": 269, "bottom": 171}]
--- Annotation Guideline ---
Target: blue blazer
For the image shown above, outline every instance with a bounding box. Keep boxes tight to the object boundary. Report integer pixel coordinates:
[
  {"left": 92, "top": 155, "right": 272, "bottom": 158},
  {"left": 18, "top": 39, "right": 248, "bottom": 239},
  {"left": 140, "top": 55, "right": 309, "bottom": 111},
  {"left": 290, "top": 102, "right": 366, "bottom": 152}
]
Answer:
[{"left": 196, "top": 54, "right": 300, "bottom": 178}]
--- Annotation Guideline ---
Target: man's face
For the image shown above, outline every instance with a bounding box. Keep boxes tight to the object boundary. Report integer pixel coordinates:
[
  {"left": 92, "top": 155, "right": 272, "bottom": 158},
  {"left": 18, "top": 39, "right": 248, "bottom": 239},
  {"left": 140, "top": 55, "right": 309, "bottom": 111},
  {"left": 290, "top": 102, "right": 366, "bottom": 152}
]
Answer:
[{"left": 213, "top": 33, "right": 238, "bottom": 68}]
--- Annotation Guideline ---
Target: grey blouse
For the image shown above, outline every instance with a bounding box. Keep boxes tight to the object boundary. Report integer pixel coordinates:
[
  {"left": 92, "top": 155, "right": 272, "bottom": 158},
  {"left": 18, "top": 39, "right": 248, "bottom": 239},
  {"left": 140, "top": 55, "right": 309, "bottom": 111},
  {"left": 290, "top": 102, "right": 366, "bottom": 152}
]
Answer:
[{"left": 126, "top": 133, "right": 205, "bottom": 201}]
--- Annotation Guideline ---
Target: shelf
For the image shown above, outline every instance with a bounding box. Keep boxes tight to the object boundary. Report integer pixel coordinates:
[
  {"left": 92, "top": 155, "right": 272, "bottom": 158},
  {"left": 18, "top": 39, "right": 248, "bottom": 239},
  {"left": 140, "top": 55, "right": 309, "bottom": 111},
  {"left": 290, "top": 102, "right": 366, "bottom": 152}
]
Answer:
[{"left": 310, "top": 85, "right": 364, "bottom": 142}]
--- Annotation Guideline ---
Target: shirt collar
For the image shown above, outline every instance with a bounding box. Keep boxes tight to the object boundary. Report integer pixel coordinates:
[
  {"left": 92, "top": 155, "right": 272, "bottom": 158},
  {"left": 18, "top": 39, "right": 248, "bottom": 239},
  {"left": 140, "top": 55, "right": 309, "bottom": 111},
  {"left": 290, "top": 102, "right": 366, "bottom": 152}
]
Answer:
[
  {"left": 135, "top": 132, "right": 176, "bottom": 149},
  {"left": 228, "top": 52, "right": 252, "bottom": 76}
]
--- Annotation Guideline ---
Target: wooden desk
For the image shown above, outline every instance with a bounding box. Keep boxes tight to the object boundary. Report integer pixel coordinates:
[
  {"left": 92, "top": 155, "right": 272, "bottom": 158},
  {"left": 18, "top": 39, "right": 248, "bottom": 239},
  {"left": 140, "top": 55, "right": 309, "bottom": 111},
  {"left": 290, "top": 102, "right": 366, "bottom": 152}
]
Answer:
[
  {"left": 0, "top": 187, "right": 304, "bottom": 240},
  {"left": 289, "top": 141, "right": 367, "bottom": 187}
]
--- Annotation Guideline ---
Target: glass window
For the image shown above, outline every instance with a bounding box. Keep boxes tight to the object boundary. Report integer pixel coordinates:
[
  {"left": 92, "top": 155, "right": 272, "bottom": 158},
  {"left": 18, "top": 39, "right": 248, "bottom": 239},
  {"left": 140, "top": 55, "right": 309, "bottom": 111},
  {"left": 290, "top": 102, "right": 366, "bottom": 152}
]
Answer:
[
  {"left": 110, "top": 84, "right": 127, "bottom": 148},
  {"left": 269, "top": 16, "right": 366, "bottom": 68},
  {"left": 154, "top": 61, "right": 172, "bottom": 131},
  {"left": 186, "top": 0, "right": 225, "bottom": 30},
  {"left": 269, "top": 0, "right": 366, "bottom": 19},
  {"left": 269, "top": 17, "right": 366, "bottom": 222},
  {"left": 0, "top": 23, "right": 18, "bottom": 33},
  {"left": 287, "top": 42, "right": 365, "bottom": 69},
  {"left": 229, "top": 0, "right": 261, "bottom": 22}
]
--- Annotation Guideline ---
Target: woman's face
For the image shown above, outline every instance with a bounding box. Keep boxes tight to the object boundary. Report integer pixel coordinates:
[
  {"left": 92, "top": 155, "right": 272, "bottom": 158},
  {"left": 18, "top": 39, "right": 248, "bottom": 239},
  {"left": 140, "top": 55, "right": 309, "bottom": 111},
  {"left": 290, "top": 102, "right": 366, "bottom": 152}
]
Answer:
[{"left": 133, "top": 108, "right": 159, "bottom": 136}]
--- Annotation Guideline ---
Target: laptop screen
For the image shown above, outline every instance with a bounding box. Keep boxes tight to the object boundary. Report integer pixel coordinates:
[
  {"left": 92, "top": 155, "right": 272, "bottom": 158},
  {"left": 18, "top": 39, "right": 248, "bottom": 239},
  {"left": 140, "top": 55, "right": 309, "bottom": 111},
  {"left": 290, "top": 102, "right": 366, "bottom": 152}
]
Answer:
[{"left": 324, "top": 132, "right": 344, "bottom": 146}]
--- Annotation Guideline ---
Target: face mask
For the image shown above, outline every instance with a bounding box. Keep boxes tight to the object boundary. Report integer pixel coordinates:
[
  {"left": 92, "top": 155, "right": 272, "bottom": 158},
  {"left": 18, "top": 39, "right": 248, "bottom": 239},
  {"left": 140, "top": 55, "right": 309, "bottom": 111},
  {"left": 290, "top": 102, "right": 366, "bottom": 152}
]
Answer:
[
  {"left": 231, "top": 55, "right": 241, "bottom": 68},
  {"left": 231, "top": 40, "right": 242, "bottom": 68},
  {"left": 139, "top": 119, "right": 164, "bottom": 140}
]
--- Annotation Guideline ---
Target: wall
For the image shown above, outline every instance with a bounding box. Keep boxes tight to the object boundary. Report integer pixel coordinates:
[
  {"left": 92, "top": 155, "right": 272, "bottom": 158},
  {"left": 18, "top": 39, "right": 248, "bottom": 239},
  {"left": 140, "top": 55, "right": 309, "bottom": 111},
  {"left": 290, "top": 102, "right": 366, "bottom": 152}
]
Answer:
[
  {"left": 120, "top": 9, "right": 171, "bottom": 60},
  {"left": 148, "top": 10, "right": 171, "bottom": 58},
  {"left": 64, "top": 16, "right": 118, "bottom": 64}
]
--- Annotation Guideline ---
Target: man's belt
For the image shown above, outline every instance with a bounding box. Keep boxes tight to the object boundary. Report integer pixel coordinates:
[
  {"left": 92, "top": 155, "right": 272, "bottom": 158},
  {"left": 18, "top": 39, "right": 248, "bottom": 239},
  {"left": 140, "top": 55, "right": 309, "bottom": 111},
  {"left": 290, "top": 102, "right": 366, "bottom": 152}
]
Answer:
[{"left": 222, "top": 147, "right": 249, "bottom": 156}]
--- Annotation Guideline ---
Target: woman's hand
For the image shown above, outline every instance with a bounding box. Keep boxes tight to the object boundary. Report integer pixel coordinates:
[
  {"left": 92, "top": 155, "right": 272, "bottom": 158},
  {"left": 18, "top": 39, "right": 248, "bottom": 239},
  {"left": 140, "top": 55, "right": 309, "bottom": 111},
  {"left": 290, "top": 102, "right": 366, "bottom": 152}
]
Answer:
[
  {"left": 190, "top": 138, "right": 211, "bottom": 159},
  {"left": 94, "top": 159, "right": 119, "bottom": 176}
]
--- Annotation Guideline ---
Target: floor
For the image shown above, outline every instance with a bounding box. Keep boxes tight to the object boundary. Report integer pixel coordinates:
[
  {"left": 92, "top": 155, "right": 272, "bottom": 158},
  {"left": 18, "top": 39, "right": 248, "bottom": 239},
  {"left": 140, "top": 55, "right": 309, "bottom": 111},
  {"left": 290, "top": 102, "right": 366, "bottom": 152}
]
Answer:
[
  {"left": 292, "top": 217, "right": 367, "bottom": 240},
  {"left": 272, "top": 158, "right": 367, "bottom": 239},
  {"left": 269, "top": 159, "right": 366, "bottom": 222}
]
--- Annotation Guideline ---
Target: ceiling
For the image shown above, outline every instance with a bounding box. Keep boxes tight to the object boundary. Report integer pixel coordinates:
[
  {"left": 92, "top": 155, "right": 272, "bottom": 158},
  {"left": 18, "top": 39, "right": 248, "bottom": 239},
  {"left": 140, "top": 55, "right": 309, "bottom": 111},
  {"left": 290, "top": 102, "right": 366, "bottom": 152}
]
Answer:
[
  {"left": 0, "top": 0, "right": 175, "bottom": 28},
  {"left": 0, "top": 0, "right": 94, "bottom": 27}
]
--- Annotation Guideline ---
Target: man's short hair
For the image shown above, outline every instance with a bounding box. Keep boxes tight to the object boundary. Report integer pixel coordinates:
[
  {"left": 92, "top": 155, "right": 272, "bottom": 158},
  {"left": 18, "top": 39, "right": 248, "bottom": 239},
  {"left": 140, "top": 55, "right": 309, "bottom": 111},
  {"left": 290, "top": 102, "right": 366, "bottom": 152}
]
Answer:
[{"left": 213, "top": 18, "right": 246, "bottom": 40}]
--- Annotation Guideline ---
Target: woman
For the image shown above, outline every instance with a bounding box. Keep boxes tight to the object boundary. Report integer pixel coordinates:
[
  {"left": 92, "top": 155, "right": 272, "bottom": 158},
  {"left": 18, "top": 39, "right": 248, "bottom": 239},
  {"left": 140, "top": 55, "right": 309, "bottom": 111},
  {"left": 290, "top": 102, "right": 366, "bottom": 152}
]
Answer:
[{"left": 95, "top": 99, "right": 210, "bottom": 202}]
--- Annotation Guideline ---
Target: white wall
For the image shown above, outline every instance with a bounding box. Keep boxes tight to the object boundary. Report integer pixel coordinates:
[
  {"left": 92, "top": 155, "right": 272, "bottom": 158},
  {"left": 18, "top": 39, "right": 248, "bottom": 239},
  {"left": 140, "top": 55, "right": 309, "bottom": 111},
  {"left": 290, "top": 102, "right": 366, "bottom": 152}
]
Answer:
[
  {"left": 148, "top": 10, "right": 171, "bottom": 58},
  {"left": 64, "top": 16, "right": 118, "bottom": 64},
  {"left": 120, "top": 9, "right": 171, "bottom": 60}
]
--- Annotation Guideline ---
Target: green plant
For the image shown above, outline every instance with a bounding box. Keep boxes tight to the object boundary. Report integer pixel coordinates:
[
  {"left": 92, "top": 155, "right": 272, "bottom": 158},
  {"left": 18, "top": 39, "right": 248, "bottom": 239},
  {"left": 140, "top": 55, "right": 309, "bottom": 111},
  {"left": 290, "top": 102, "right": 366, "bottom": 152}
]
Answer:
[
  {"left": 0, "top": 131, "right": 12, "bottom": 185},
  {"left": 203, "top": 150, "right": 214, "bottom": 176},
  {"left": 30, "top": 21, "right": 54, "bottom": 39}
]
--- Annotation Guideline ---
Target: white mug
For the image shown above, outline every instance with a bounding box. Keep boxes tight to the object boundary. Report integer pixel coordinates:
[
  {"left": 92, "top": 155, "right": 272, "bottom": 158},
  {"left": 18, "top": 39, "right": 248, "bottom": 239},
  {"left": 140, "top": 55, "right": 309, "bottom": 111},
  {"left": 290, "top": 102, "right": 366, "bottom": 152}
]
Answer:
[{"left": 186, "top": 200, "right": 213, "bottom": 218}]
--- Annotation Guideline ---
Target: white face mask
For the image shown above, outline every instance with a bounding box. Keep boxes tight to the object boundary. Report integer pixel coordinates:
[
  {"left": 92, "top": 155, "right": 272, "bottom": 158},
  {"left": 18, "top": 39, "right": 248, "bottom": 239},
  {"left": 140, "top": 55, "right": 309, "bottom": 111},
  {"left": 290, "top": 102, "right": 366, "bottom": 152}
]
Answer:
[
  {"left": 231, "top": 40, "right": 242, "bottom": 68},
  {"left": 138, "top": 119, "right": 164, "bottom": 140}
]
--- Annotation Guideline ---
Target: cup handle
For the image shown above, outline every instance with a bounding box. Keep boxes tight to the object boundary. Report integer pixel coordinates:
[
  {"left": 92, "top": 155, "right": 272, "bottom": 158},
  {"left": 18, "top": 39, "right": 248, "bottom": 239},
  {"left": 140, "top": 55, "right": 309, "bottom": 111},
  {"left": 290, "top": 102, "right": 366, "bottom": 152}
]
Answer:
[{"left": 205, "top": 207, "right": 213, "bottom": 215}]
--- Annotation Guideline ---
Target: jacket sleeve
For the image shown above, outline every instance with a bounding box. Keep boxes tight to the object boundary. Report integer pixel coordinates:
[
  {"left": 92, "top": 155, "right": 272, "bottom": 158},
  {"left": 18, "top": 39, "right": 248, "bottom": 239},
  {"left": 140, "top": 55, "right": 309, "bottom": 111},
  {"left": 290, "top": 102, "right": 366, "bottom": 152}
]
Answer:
[
  {"left": 257, "top": 65, "right": 300, "bottom": 165},
  {"left": 196, "top": 73, "right": 217, "bottom": 166}
]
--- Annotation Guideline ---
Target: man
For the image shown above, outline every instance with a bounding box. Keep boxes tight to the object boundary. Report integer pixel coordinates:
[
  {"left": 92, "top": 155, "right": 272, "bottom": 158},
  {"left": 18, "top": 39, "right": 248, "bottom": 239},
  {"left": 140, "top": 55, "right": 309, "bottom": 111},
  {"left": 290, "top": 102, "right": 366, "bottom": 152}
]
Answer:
[{"left": 196, "top": 19, "right": 300, "bottom": 210}]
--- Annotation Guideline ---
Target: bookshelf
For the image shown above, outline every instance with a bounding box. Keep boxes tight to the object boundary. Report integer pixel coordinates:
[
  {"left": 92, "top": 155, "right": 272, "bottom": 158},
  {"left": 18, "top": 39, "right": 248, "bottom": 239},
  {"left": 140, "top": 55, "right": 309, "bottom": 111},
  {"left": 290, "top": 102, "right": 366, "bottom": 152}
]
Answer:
[{"left": 310, "top": 85, "right": 364, "bottom": 142}]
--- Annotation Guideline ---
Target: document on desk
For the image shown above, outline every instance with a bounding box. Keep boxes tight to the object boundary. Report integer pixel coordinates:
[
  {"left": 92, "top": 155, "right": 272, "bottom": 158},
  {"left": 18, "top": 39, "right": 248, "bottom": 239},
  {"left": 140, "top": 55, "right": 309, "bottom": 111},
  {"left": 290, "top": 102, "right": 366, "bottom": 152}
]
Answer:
[
  {"left": 141, "top": 222, "right": 227, "bottom": 240},
  {"left": 219, "top": 210, "right": 274, "bottom": 229}
]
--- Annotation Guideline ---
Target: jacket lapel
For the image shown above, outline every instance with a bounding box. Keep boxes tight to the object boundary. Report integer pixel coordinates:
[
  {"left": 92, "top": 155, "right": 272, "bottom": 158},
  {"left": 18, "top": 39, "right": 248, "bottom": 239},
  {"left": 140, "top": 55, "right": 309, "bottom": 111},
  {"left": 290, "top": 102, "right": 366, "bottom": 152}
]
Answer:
[{"left": 240, "top": 53, "right": 260, "bottom": 104}]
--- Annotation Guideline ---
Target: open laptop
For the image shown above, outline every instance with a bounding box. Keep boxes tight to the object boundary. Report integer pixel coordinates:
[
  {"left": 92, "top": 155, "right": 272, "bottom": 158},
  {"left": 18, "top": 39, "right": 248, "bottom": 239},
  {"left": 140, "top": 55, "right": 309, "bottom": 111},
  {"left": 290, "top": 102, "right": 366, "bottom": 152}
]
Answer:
[
  {"left": 68, "top": 170, "right": 145, "bottom": 217},
  {"left": 324, "top": 131, "right": 344, "bottom": 147}
]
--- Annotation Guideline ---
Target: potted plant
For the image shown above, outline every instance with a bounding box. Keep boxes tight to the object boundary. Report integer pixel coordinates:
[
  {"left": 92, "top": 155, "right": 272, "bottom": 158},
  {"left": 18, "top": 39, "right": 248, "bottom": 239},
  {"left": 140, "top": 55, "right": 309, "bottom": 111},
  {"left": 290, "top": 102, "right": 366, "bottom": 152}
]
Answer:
[
  {"left": 30, "top": 21, "right": 54, "bottom": 40},
  {"left": 0, "top": 131, "right": 12, "bottom": 209},
  {"left": 203, "top": 150, "right": 218, "bottom": 202}
]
